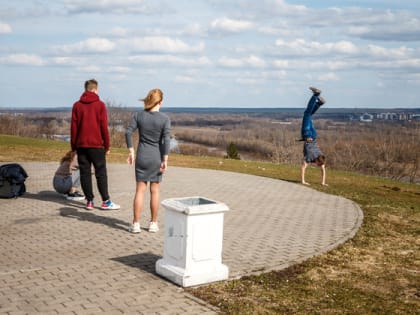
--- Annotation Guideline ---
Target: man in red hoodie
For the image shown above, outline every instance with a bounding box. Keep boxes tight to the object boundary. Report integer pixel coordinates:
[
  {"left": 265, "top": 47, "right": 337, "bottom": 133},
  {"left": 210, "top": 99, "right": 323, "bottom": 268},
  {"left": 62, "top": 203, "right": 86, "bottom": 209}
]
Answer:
[{"left": 71, "top": 79, "right": 120, "bottom": 210}]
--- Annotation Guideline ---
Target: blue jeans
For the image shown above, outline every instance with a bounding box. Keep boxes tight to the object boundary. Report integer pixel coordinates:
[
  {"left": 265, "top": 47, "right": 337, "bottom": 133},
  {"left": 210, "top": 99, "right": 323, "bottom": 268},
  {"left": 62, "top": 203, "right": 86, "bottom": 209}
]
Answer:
[
  {"left": 52, "top": 170, "right": 80, "bottom": 194},
  {"left": 301, "top": 95, "right": 322, "bottom": 140}
]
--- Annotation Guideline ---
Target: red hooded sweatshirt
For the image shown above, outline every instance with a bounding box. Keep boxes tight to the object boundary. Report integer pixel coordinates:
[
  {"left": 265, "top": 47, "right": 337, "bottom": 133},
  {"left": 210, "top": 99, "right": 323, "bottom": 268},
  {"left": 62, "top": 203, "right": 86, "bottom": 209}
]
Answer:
[{"left": 71, "top": 91, "right": 110, "bottom": 152}]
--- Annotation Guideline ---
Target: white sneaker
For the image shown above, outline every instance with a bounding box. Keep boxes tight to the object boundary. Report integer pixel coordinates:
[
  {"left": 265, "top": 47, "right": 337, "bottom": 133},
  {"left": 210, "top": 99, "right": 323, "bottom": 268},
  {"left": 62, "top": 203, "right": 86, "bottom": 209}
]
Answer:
[
  {"left": 129, "top": 222, "right": 141, "bottom": 233},
  {"left": 101, "top": 200, "right": 120, "bottom": 210},
  {"left": 148, "top": 221, "right": 159, "bottom": 233}
]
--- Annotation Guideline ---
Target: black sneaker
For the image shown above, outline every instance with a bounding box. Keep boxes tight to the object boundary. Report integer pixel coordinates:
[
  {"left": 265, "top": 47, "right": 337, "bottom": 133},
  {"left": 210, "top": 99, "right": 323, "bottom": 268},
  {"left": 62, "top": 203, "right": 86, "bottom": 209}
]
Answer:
[
  {"left": 309, "top": 86, "right": 322, "bottom": 95},
  {"left": 66, "top": 191, "right": 85, "bottom": 201}
]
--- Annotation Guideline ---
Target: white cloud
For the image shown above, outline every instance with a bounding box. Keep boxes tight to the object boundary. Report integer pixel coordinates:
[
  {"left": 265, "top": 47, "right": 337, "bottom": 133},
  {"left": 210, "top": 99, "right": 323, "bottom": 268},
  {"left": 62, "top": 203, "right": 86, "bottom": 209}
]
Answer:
[
  {"left": 332, "top": 41, "right": 360, "bottom": 54},
  {"left": 236, "top": 78, "right": 258, "bottom": 85},
  {"left": 272, "top": 59, "right": 348, "bottom": 71},
  {"left": 52, "top": 57, "right": 85, "bottom": 66},
  {"left": 175, "top": 75, "right": 195, "bottom": 83},
  {"left": 366, "top": 45, "right": 413, "bottom": 59},
  {"left": 0, "top": 22, "right": 12, "bottom": 34},
  {"left": 181, "top": 23, "right": 205, "bottom": 36},
  {"left": 128, "top": 55, "right": 211, "bottom": 67},
  {"left": 258, "top": 25, "right": 303, "bottom": 38},
  {"left": 272, "top": 59, "right": 289, "bottom": 68},
  {"left": 275, "top": 39, "right": 359, "bottom": 55},
  {"left": 53, "top": 37, "right": 116, "bottom": 54},
  {"left": 126, "top": 36, "right": 204, "bottom": 53},
  {"left": 218, "top": 57, "right": 243, "bottom": 67},
  {"left": 246, "top": 55, "right": 266, "bottom": 67},
  {"left": 105, "top": 66, "right": 130, "bottom": 74},
  {"left": 242, "top": 4, "right": 420, "bottom": 43},
  {"left": 323, "top": 61, "right": 350, "bottom": 71},
  {"left": 238, "top": 0, "right": 308, "bottom": 18},
  {"left": 0, "top": 54, "right": 45, "bottom": 66},
  {"left": 272, "top": 39, "right": 418, "bottom": 70},
  {"left": 218, "top": 55, "right": 265, "bottom": 68},
  {"left": 317, "top": 7, "right": 420, "bottom": 42},
  {"left": 346, "top": 15, "right": 420, "bottom": 42},
  {"left": 319, "top": 72, "right": 339, "bottom": 81},
  {"left": 210, "top": 17, "right": 254, "bottom": 33},
  {"left": 256, "top": 70, "right": 288, "bottom": 80},
  {"left": 366, "top": 58, "right": 420, "bottom": 70},
  {"left": 107, "top": 27, "right": 130, "bottom": 37},
  {"left": 64, "top": 0, "right": 154, "bottom": 14},
  {"left": 76, "top": 65, "right": 101, "bottom": 73}
]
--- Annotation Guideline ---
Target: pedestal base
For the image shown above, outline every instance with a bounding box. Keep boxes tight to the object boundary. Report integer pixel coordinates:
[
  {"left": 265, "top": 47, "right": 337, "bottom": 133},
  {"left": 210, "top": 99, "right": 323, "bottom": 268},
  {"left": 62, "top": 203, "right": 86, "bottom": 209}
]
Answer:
[{"left": 156, "top": 258, "right": 229, "bottom": 287}]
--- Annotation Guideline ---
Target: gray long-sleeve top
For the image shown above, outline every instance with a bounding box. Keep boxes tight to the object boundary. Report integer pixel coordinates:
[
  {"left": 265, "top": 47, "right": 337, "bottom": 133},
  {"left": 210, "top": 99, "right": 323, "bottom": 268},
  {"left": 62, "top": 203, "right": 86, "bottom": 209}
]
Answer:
[{"left": 125, "top": 110, "right": 171, "bottom": 159}]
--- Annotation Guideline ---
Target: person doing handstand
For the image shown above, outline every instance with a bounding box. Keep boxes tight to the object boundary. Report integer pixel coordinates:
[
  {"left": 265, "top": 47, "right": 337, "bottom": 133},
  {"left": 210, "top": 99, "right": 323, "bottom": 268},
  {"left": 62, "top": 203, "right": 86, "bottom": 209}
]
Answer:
[{"left": 301, "top": 87, "right": 327, "bottom": 186}]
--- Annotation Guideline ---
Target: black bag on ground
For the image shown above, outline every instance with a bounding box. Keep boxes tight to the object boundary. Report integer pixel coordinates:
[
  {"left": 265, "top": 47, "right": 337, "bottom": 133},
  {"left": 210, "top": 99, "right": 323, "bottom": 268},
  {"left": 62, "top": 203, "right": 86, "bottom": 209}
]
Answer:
[{"left": 0, "top": 163, "right": 28, "bottom": 198}]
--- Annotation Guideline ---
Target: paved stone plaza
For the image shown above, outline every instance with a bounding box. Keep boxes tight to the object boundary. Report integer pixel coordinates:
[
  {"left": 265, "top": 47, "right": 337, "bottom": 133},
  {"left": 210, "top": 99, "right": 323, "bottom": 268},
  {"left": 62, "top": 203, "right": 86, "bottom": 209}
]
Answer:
[{"left": 0, "top": 162, "right": 363, "bottom": 314}]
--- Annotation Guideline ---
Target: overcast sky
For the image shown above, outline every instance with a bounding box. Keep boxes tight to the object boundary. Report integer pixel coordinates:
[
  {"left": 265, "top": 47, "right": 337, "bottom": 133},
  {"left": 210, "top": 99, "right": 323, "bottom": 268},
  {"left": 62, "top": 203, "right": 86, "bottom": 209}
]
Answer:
[{"left": 1, "top": 0, "right": 419, "bottom": 109}]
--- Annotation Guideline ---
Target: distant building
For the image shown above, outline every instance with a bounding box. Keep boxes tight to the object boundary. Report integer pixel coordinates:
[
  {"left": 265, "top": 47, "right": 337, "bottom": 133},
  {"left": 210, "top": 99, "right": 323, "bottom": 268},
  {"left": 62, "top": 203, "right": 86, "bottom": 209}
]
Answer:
[
  {"left": 377, "top": 112, "right": 397, "bottom": 120},
  {"left": 374, "top": 112, "right": 416, "bottom": 121},
  {"left": 397, "top": 113, "right": 413, "bottom": 121},
  {"left": 360, "top": 113, "right": 373, "bottom": 122}
]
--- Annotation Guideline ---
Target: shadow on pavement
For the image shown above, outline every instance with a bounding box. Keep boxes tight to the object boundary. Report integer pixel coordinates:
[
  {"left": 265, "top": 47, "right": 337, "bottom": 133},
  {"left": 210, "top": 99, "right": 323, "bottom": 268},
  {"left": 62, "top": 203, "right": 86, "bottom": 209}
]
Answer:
[
  {"left": 59, "top": 207, "right": 129, "bottom": 232},
  {"left": 21, "top": 191, "right": 86, "bottom": 207},
  {"left": 111, "top": 252, "right": 162, "bottom": 274}
]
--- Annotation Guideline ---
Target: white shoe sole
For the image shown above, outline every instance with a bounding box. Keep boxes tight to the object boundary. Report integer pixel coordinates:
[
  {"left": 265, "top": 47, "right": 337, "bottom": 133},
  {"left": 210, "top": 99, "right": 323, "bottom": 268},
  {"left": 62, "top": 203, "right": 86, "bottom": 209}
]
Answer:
[
  {"left": 129, "top": 223, "right": 141, "bottom": 233},
  {"left": 148, "top": 227, "right": 159, "bottom": 233},
  {"left": 67, "top": 196, "right": 85, "bottom": 201},
  {"left": 101, "top": 206, "right": 121, "bottom": 210}
]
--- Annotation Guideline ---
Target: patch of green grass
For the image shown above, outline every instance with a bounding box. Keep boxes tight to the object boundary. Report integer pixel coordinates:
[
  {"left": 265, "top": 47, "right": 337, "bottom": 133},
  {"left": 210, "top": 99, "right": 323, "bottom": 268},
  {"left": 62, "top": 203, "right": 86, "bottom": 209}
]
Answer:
[
  {"left": 0, "top": 134, "right": 128, "bottom": 163},
  {"left": 1, "top": 134, "right": 419, "bottom": 314}
]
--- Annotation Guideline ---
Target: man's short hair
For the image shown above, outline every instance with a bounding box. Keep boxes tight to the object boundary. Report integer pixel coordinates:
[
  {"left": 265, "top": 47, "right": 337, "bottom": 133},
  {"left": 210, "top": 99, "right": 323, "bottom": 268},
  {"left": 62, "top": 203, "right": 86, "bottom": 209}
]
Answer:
[{"left": 84, "top": 79, "right": 98, "bottom": 91}]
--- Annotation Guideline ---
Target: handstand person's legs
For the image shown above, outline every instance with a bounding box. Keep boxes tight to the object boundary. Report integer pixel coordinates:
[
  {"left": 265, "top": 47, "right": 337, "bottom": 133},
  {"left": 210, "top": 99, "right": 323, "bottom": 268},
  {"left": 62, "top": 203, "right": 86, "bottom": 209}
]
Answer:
[
  {"left": 304, "top": 94, "right": 319, "bottom": 116},
  {"left": 301, "top": 95, "right": 318, "bottom": 140},
  {"left": 301, "top": 160, "right": 309, "bottom": 185},
  {"left": 311, "top": 96, "right": 326, "bottom": 115}
]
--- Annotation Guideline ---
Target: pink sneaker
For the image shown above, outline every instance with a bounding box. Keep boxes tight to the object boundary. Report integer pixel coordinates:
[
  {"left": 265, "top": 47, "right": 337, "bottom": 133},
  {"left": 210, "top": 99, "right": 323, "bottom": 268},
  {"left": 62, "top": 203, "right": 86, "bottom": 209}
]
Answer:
[{"left": 86, "top": 200, "right": 94, "bottom": 210}]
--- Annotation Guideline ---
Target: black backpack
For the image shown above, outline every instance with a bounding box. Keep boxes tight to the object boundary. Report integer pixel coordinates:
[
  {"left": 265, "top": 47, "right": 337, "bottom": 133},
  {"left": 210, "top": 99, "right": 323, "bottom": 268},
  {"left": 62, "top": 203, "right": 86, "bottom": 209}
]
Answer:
[{"left": 0, "top": 163, "right": 28, "bottom": 198}]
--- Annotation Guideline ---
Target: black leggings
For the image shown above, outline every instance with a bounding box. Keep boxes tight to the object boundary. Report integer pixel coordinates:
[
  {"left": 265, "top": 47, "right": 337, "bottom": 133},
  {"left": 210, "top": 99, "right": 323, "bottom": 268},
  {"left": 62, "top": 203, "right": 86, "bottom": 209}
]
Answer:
[{"left": 77, "top": 148, "right": 109, "bottom": 202}]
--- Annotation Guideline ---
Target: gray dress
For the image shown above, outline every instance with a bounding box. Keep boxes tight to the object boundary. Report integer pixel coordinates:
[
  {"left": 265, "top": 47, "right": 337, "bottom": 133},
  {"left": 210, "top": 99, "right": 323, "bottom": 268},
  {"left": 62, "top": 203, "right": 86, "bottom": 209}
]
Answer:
[{"left": 125, "top": 110, "right": 171, "bottom": 182}]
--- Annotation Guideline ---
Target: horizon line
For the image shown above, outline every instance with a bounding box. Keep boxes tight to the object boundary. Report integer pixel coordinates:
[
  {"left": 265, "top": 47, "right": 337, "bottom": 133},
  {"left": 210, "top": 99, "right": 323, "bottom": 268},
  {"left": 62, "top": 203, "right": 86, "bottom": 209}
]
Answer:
[{"left": 0, "top": 106, "right": 419, "bottom": 111}]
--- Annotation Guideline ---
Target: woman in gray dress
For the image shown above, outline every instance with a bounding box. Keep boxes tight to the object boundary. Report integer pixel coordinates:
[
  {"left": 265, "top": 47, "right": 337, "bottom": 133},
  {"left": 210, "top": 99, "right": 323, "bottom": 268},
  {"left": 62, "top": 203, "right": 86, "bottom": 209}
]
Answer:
[{"left": 125, "top": 89, "right": 171, "bottom": 233}]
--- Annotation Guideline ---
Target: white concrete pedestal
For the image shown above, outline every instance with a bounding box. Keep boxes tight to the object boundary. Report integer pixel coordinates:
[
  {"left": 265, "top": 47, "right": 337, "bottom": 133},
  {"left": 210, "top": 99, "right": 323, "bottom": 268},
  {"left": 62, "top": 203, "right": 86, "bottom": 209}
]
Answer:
[{"left": 155, "top": 196, "right": 229, "bottom": 287}]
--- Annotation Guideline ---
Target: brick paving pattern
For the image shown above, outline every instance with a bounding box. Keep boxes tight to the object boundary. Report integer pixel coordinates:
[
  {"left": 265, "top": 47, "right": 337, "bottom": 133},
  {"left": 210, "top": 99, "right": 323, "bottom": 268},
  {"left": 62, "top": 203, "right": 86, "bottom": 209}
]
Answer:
[{"left": 0, "top": 162, "right": 363, "bottom": 314}]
